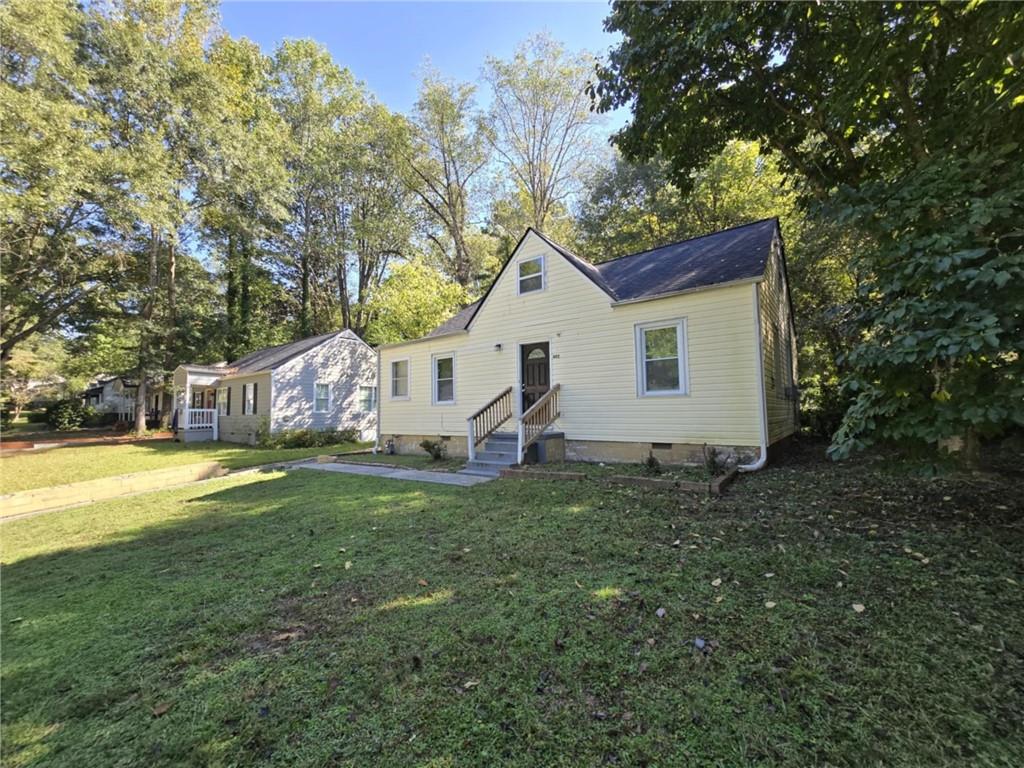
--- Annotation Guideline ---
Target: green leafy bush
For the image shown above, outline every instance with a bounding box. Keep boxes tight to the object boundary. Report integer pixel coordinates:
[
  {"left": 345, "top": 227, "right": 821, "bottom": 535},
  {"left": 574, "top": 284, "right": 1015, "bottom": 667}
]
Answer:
[
  {"left": 45, "top": 400, "right": 95, "bottom": 431},
  {"left": 259, "top": 427, "right": 360, "bottom": 450},
  {"left": 419, "top": 439, "right": 447, "bottom": 461}
]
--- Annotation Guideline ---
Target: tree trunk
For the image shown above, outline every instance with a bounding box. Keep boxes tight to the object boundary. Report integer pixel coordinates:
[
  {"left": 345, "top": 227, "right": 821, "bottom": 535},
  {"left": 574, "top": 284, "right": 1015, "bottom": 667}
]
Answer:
[
  {"left": 238, "top": 240, "right": 252, "bottom": 353},
  {"left": 300, "top": 248, "right": 311, "bottom": 337},
  {"left": 160, "top": 240, "right": 177, "bottom": 428},
  {"left": 225, "top": 233, "right": 237, "bottom": 360},
  {"left": 135, "top": 228, "right": 161, "bottom": 436},
  {"left": 962, "top": 426, "right": 982, "bottom": 471}
]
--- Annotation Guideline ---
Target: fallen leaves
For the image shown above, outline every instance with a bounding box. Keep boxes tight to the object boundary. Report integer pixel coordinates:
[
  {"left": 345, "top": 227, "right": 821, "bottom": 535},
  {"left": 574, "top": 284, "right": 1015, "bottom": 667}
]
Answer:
[
  {"left": 764, "top": 601, "right": 777, "bottom": 609},
  {"left": 151, "top": 702, "right": 172, "bottom": 717},
  {"left": 711, "top": 578, "right": 722, "bottom": 587},
  {"left": 417, "top": 579, "right": 428, "bottom": 587},
  {"left": 852, "top": 603, "right": 866, "bottom": 613},
  {"left": 655, "top": 607, "right": 667, "bottom": 618}
]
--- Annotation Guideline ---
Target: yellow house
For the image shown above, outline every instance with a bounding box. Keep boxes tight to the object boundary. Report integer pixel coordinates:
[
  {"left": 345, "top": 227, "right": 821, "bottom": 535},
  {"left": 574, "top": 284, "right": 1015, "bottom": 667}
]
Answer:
[{"left": 377, "top": 219, "right": 798, "bottom": 475}]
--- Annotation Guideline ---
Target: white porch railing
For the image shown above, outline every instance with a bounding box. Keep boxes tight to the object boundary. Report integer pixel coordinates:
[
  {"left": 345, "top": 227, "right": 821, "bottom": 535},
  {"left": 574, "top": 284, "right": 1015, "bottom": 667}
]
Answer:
[
  {"left": 466, "top": 384, "right": 560, "bottom": 464},
  {"left": 517, "top": 384, "right": 560, "bottom": 462},
  {"left": 182, "top": 408, "right": 218, "bottom": 440}
]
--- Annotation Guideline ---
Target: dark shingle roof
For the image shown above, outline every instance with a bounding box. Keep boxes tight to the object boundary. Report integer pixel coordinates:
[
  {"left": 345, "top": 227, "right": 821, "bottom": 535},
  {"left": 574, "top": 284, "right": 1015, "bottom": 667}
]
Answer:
[
  {"left": 425, "top": 301, "right": 480, "bottom": 339},
  {"left": 594, "top": 218, "right": 777, "bottom": 301},
  {"left": 417, "top": 219, "right": 778, "bottom": 340},
  {"left": 227, "top": 329, "right": 362, "bottom": 373}
]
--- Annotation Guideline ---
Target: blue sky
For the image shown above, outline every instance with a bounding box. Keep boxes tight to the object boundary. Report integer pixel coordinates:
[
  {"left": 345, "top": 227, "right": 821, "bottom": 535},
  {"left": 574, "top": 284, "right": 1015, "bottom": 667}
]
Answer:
[{"left": 219, "top": 0, "right": 628, "bottom": 134}]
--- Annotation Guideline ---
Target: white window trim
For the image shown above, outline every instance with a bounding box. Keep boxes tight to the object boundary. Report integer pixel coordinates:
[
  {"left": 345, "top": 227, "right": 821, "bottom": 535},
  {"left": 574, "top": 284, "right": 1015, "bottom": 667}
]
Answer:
[
  {"left": 313, "top": 381, "right": 331, "bottom": 413},
  {"left": 517, "top": 255, "right": 546, "bottom": 295},
  {"left": 390, "top": 358, "right": 411, "bottom": 400},
  {"left": 242, "top": 383, "right": 255, "bottom": 415},
  {"left": 431, "top": 352, "right": 456, "bottom": 406},
  {"left": 359, "top": 384, "right": 378, "bottom": 412},
  {"left": 635, "top": 318, "right": 690, "bottom": 397},
  {"left": 216, "top": 387, "right": 228, "bottom": 416}
]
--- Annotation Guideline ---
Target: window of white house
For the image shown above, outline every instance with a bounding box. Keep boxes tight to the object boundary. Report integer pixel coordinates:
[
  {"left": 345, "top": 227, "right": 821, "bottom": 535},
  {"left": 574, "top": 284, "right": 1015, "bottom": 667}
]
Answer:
[
  {"left": 391, "top": 359, "right": 409, "bottom": 399},
  {"left": 636, "top": 320, "right": 688, "bottom": 396},
  {"left": 359, "top": 385, "right": 377, "bottom": 412},
  {"left": 518, "top": 256, "right": 544, "bottom": 294},
  {"left": 432, "top": 354, "right": 455, "bottom": 404},
  {"left": 217, "top": 387, "right": 228, "bottom": 415},
  {"left": 314, "top": 382, "right": 330, "bottom": 412},
  {"left": 243, "top": 383, "right": 254, "bottom": 415}
]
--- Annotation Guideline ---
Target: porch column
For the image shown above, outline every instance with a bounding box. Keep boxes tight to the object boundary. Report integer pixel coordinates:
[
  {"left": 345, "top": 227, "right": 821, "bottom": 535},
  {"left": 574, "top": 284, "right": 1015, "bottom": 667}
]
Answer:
[{"left": 184, "top": 379, "right": 191, "bottom": 433}]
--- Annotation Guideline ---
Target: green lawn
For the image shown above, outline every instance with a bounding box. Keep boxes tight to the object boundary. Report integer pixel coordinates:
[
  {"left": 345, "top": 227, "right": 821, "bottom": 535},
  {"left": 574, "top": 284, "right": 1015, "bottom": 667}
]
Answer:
[
  {"left": 2, "top": 442, "right": 1022, "bottom": 766},
  {"left": 0, "top": 440, "right": 369, "bottom": 494}
]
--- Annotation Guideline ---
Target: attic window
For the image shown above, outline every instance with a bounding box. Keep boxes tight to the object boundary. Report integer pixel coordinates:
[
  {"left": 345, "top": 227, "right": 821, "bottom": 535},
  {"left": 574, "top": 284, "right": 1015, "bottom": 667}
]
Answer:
[{"left": 518, "top": 256, "right": 544, "bottom": 294}]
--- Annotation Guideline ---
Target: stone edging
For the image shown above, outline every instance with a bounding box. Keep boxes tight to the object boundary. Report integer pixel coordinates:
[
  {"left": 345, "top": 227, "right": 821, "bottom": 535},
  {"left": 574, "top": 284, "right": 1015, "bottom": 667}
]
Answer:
[{"left": 499, "top": 466, "right": 741, "bottom": 496}]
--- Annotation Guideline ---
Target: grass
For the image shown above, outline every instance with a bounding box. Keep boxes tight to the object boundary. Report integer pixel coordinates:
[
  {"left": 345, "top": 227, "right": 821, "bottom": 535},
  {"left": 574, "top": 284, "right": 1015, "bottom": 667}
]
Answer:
[
  {"left": 0, "top": 440, "right": 370, "bottom": 495},
  {"left": 2, "top": 440, "right": 1022, "bottom": 766}
]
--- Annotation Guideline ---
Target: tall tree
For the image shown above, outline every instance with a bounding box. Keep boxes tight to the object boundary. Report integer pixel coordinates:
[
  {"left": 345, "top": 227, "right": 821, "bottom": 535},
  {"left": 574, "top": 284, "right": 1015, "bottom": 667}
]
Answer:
[
  {"left": 403, "top": 71, "right": 490, "bottom": 287},
  {"left": 339, "top": 104, "right": 419, "bottom": 337},
  {"left": 271, "top": 39, "right": 365, "bottom": 339},
  {"left": 577, "top": 141, "right": 800, "bottom": 259},
  {"left": 483, "top": 33, "right": 601, "bottom": 233},
  {"left": 595, "top": 1, "right": 1024, "bottom": 461},
  {"left": 363, "top": 259, "right": 468, "bottom": 345},
  {"left": 0, "top": 0, "right": 123, "bottom": 362},
  {"left": 200, "top": 36, "right": 292, "bottom": 361},
  {"left": 85, "top": 0, "right": 222, "bottom": 434}
]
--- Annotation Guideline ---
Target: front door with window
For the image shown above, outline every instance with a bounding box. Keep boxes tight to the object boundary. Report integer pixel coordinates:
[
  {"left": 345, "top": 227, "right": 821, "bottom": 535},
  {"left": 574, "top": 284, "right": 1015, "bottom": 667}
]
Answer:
[{"left": 520, "top": 342, "right": 550, "bottom": 412}]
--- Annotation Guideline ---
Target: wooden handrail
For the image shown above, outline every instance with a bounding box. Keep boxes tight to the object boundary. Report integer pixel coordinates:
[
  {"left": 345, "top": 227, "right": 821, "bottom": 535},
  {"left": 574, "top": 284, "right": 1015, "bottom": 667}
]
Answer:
[
  {"left": 519, "top": 383, "right": 560, "bottom": 459},
  {"left": 468, "top": 386, "right": 514, "bottom": 454}
]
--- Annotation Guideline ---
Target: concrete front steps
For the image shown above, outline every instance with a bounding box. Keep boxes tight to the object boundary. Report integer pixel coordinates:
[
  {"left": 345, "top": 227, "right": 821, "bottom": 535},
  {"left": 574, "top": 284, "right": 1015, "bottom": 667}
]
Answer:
[{"left": 460, "top": 432, "right": 519, "bottom": 477}]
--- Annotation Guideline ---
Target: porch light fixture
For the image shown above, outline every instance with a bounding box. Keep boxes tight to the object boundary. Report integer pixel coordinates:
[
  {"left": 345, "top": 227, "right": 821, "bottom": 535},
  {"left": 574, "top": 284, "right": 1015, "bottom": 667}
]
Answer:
[{"left": 494, "top": 343, "right": 502, "bottom": 352}]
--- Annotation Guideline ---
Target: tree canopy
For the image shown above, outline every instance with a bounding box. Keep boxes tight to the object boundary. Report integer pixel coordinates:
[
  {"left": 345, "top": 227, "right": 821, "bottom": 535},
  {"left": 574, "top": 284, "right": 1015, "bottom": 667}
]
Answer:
[{"left": 595, "top": 0, "right": 1024, "bottom": 460}]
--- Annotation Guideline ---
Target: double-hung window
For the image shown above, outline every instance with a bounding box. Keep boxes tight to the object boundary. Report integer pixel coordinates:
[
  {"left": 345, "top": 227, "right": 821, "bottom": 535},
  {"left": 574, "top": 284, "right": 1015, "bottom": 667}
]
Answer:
[
  {"left": 217, "top": 387, "right": 228, "bottom": 416},
  {"left": 432, "top": 353, "right": 455, "bottom": 405},
  {"left": 359, "top": 385, "right": 377, "bottom": 412},
  {"left": 243, "top": 383, "right": 256, "bottom": 415},
  {"left": 391, "top": 359, "right": 410, "bottom": 399},
  {"left": 314, "top": 382, "right": 330, "bottom": 413},
  {"left": 518, "top": 256, "right": 544, "bottom": 294},
  {"left": 636, "top": 320, "right": 688, "bottom": 396}
]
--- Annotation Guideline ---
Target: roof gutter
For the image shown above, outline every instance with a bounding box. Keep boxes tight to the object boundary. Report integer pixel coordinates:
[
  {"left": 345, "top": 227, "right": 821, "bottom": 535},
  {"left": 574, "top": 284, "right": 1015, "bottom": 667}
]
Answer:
[
  {"left": 215, "top": 369, "right": 270, "bottom": 382},
  {"left": 739, "top": 282, "right": 769, "bottom": 473},
  {"left": 610, "top": 276, "right": 761, "bottom": 307},
  {"left": 373, "top": 351, "right": 382, "bottom": 454},
  {"left": 376, "top": 329, "right": 468, "bottom": 350}
]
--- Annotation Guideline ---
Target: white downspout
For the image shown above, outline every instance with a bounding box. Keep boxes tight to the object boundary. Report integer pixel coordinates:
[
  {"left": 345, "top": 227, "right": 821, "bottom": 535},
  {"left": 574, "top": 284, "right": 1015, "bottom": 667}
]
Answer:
[
  {"left": 739, "top": 282, "right": 769, "bottom": 473},
  {"left": 373, "top": 350, "right": 382, "bottom": 454}
]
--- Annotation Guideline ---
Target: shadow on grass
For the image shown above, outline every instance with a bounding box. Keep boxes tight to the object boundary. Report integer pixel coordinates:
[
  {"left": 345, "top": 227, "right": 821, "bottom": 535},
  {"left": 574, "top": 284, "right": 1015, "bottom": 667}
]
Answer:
[{"left": 2, "top": 454, "right": 1023, "bottom": 767}]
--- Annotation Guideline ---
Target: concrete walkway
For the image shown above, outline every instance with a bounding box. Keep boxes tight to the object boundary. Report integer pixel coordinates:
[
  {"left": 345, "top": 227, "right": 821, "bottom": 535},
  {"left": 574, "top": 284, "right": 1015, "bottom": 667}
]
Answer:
[{"left": 296, "top": 460, "right": 493, "bottom": 486}]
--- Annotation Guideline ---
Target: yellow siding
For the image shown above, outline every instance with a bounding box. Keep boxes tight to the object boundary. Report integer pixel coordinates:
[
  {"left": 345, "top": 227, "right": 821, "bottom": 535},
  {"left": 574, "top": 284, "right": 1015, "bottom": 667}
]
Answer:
[
  {"left": 218, "top": 372, "right": 272, "bottom": 443},
  {"left": 759, "top": 238, "right": 799, "bottom": 444},
  {"left": 380, "top": 232, "right": 762, "bottom": 447}
]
